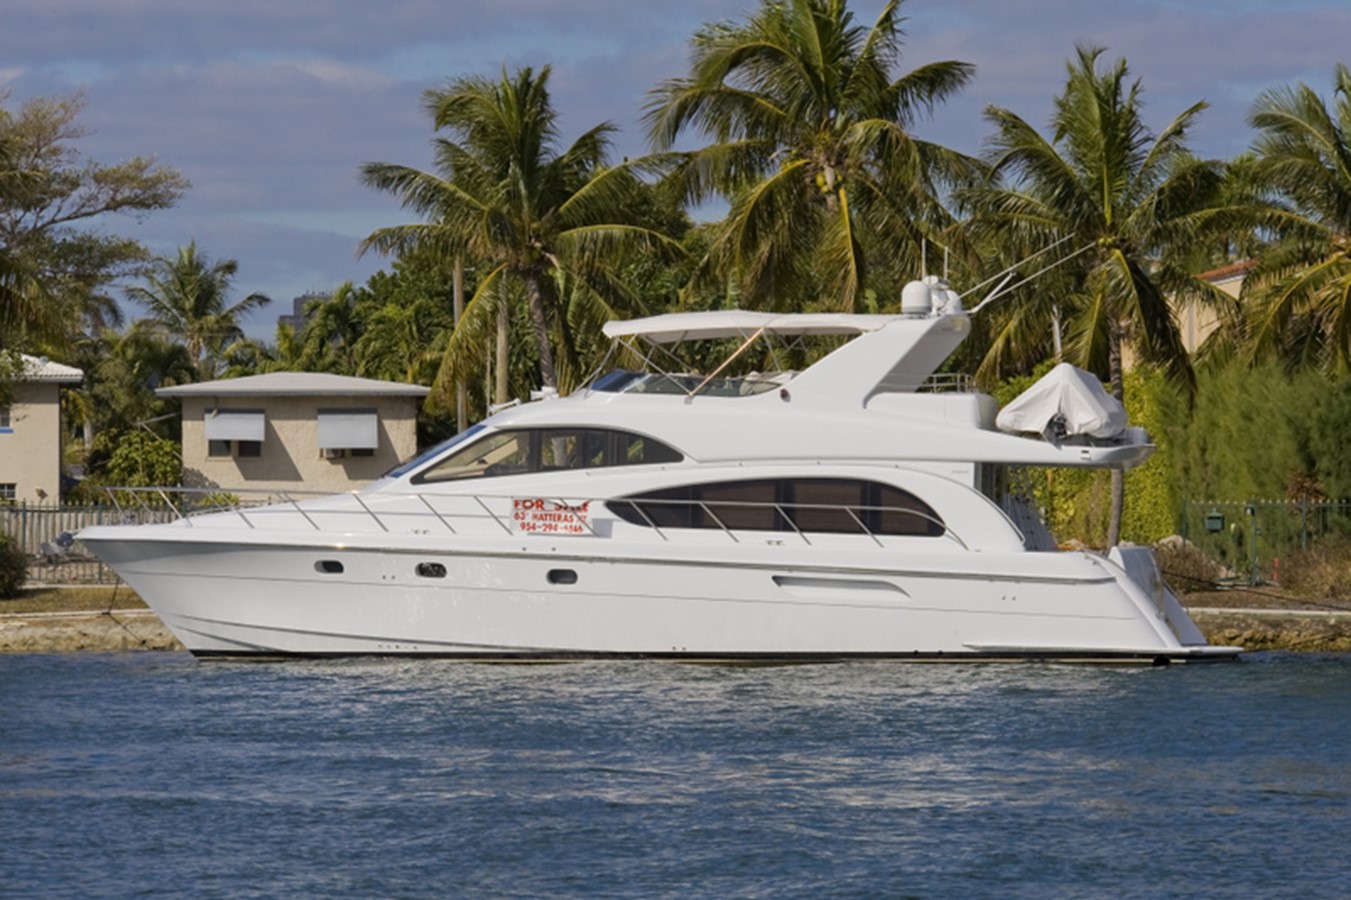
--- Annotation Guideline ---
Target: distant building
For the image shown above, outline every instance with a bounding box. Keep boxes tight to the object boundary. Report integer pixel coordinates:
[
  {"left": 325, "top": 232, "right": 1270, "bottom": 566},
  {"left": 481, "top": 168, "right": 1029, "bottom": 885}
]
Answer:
[
  {"left": 277, "top": 291, "right": 330, "bottom": 332},
  {"left": 0, "top": 355, "right": 84, "bottom": 503},
  {"left": 157, "top": 372, "right": 429, "bottom": 493}
]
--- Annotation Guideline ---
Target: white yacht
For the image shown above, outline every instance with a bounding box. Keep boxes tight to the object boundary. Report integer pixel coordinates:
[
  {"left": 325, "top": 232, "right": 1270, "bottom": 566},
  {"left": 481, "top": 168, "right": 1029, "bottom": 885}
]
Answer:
[{"left": 79, "top": 274, "right": 1240, "bottom": 663}]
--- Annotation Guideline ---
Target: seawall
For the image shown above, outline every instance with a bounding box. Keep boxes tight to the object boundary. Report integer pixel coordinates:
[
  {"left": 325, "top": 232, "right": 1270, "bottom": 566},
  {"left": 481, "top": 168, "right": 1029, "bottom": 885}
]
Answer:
[{"left": 0, "top": 610, "right": 184, "bottom": 653}]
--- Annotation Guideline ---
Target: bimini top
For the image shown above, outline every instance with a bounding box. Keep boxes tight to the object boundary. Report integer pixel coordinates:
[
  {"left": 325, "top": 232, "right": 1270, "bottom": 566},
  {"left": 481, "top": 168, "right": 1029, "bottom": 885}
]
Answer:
[{"left": 601, "top": 310, "right": 899, "bottom": 343}]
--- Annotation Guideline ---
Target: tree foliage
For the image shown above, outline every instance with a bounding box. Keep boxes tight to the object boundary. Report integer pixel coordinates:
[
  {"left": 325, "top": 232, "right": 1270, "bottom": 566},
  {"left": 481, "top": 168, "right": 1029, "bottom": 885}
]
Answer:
[
  {"left": 645, "top": 0, "right": 977, "bottom": 311},
  {"left": 1243, "top": 64, "right": 1351, "bottom": 374},
  {"left": 0, "top": 532, "right": 26, "bottom": 599},
  {"left": 963, "top": 45, "right": 1229, "bottom": 545},
  {"left": 124, "top": 242, "right": 269, "bottom": 380},
  {"left": 965, "top": 46, "right": 1225, "bottom": 392},
  {"left": 64, "top": 324, "right": 193, "bottom": 467},
  {"left": 1308, "top": 376, "right": 1351, "bottom": 500},
  {"left": 101, "top": 429, "right": 182, "bottom": 488},
  {"left": 0, "top": 91, "right": 187, "bottom": 352},
  {"left": 362, "top": 66, "right": 683, "bottom": 395},
  {"left": 1169, "top": 361, "right": 1324, "bottom": 503}
]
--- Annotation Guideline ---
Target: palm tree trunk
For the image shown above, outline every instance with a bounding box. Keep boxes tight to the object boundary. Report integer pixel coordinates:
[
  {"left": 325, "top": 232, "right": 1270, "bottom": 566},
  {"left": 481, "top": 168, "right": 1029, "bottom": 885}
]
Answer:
[
  {"left": 452, "top": 256, "right": 467, "bottom": 431},
  {"left": 1106, "top": 320, "right": 1126, "bottom": 547},
  {"left": 523, "top": 271, "right": 557, "bottom": 390},
  {"left": 495, "top": 294, "right": 509, "bottom": 406}
]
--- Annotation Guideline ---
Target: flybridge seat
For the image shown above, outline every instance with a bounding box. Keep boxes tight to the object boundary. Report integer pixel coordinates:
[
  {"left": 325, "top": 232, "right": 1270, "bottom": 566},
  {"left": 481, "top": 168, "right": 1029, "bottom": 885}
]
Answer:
[{"left": 996, "top": 363, "right": 1141, "bottom": 446}]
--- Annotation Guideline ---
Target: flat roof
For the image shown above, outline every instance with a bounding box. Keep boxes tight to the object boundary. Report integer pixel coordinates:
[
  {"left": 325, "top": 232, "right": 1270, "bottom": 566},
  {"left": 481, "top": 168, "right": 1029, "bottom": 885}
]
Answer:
[{"left": 156, "top": 372, "right": 430, "bottom": 398}]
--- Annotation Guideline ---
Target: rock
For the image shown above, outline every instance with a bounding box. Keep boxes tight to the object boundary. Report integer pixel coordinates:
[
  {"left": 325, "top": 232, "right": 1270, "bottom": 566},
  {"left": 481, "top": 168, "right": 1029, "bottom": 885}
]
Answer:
[{"left": 0, "top": 611, "right": 184, "bottom": 653}]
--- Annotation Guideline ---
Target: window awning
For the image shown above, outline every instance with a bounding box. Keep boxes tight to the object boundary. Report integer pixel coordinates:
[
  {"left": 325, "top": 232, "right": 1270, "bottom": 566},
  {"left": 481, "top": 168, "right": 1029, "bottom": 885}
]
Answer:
[
  {"left": 318, "top": 409, "right": 378, "bottom": 450},
  {"left": 204, "top": 408, "right": 265, "bottom": 442}
]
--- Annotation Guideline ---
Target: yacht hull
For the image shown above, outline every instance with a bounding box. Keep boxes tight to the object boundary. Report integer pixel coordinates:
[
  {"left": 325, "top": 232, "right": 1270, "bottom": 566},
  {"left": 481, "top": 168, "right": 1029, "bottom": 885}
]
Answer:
[{"left": 80, "top": 529, "right": 1238, "bottom": 663}]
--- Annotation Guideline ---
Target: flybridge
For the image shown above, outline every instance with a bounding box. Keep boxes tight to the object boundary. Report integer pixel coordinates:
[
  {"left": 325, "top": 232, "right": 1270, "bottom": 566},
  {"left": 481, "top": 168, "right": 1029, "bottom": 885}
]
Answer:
[
  {"left": 592, "top": 237, "right": 1094, "bottom": 403},
  {"left": 590, "top": 304, "right": 973, "bottom": 405}
]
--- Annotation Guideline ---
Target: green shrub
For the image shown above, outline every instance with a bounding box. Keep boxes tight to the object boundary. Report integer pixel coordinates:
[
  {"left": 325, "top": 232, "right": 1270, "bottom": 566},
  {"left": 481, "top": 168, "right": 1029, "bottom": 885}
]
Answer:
[
  {"left": 1122, "top": 366, "right": 1179, "bottom": 543},
  {"left": 102, "top": 430, "right": 181, "bottom": 487},
  {"left": 0, "top": 532, "right": 27, "bottom": 599},
  {"left": 1170, "top": 362, "right": 1325, "bottom": 503}
]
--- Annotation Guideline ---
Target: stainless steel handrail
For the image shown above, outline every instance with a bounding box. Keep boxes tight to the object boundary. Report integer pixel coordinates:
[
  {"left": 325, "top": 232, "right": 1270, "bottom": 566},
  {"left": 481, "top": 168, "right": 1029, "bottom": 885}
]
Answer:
[{"left": 97, "top": 485, "right": 969, "bottom": 550}]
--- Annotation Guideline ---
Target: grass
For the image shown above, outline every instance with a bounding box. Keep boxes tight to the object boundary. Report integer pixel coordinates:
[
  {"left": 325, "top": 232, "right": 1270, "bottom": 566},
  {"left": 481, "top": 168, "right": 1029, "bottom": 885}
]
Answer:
[{"left": 1, "top": 585, "right": 146, "bottom": 614}]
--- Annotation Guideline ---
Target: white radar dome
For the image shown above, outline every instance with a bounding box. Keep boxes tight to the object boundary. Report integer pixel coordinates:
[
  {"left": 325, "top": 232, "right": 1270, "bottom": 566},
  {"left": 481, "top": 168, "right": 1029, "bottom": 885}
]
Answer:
[{"left": 900, "top": 280, "right": 932, "bottom": 317}]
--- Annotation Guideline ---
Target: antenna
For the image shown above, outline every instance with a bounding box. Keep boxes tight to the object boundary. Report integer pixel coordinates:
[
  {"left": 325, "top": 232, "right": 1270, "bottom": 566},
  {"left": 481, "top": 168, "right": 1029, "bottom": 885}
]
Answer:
[
  {"left": 968, "top": 239, "right": 1095, "bottom": 316},
  {"left": 958, "top": 234, "right": 1076, "bottom": 300}
]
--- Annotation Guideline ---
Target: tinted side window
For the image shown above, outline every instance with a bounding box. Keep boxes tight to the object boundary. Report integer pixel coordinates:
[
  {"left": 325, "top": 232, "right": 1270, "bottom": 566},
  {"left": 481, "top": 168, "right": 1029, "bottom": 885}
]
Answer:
[
  {"left": 608, "top": 478, "right": 944, "bottom": 537},
  {"left": 872, "top": 483, "right": 945, "bottom": 537},
  {"left": 698, "top": 480, "right": 781, "bottom": 531},
  {"left": 788, "top": 478, "right": 867, "bottom": 533}
]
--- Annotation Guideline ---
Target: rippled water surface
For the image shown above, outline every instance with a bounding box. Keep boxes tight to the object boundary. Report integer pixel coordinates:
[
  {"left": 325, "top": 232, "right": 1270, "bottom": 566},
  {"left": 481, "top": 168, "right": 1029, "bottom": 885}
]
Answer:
[{"left": 2, "top": 652, "right": 1349, "bottom": 898}]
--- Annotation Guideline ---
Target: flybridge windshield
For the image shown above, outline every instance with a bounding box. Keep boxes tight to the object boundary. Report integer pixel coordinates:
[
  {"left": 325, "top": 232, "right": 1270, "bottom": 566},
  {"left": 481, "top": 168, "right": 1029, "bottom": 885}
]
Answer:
[{"left": 590, "top": 370, "right": 788, "bottom": 398}]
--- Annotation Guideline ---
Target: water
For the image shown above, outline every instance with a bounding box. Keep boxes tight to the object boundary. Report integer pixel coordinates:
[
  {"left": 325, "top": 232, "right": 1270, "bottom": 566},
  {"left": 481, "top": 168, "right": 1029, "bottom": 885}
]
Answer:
[{"left": 2, "top": 653, "right": 1349, "bottom": 899}]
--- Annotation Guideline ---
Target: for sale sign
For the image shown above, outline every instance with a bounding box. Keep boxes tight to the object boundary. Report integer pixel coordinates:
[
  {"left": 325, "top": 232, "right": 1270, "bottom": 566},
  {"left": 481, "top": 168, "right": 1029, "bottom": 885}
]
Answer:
[{"left": 512, "top": 498, "right": 591, "bottom": 535}]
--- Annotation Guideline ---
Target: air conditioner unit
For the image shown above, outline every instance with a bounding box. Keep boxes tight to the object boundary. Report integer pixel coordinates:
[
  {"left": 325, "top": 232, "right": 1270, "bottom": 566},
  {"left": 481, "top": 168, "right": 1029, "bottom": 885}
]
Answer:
[{"left": 321, "top": 447, "right": 345, "bottom": 460}]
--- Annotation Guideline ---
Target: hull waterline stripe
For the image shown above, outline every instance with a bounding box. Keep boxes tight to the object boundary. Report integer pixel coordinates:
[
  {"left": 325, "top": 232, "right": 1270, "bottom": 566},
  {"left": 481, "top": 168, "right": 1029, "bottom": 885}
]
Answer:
[{"left": 187, "top": 648, "right": 1240, "bottom": 664}]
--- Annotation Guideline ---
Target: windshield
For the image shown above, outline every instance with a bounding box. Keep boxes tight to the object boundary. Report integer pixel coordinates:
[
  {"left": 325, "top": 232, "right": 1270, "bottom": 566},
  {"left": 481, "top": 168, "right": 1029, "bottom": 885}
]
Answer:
[
  {"left": 379, "top": 424, "right": 486, "bottom": 480},
  {"left": 412, "top": 426, "right": 683, "bottom": 484}
]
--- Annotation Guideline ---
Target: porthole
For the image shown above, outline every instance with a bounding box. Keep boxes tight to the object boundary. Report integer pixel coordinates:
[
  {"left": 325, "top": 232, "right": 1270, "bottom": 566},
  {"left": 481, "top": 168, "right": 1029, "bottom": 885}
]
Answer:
[
  {"left": 315, "top": 560, "right": 344, "bottom": 574},
  {"left": 547, "top": 569, "right": 578, "bottom": 585},
  {"left": 416, "top": 562, "right": 447, "bottom": 579}
]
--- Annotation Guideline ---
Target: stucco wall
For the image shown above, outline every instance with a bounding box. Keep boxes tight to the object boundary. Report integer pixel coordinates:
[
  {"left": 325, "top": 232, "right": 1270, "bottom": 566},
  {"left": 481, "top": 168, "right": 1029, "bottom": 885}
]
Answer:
[
  {"left": 179, "top": 395, "right": 420, "bottom": 493},
  {"left": 1121, "top": 272, "right": 1239, "bottom": 372},
  {"left": 0, "top": 382, "right": 65, "bottom": 502}
]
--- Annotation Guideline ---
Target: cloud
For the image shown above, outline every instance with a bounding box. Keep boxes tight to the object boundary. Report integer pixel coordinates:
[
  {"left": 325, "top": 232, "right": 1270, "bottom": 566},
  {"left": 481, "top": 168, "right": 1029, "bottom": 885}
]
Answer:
[{"left": 4, "top": 0, "right": 1351, "bottom": 337}]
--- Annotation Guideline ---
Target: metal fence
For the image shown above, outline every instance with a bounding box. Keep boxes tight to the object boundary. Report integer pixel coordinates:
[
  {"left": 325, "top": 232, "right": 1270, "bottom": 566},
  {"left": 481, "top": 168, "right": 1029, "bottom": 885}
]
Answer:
[
  {"left": 0, "top": 501, "right": 180, "bottom": 584},
  {"left": 1179, "top": 499, "right": 1351, "bottom": 585}
]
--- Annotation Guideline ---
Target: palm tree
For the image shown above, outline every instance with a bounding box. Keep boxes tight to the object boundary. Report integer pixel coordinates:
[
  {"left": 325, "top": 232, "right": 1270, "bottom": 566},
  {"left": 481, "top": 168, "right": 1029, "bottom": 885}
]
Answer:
[
  {"left": 124, "top": 242, "right": 270, "bottom": 380},
  {"left": 354, "top": 296, "right": 449, "bottom": 385},
  {"left": 964, "top": 46, "right": 1225, "bottom": 545},
  {"left": 299, "top": 281, "right": 363, "bottom": 374},
  {"left": 361, "top": 66, "right": 680, "bottom": 396},
  {"left": 0, "top": 252, "right": 46, "bottom": 352},
  {"left": 68, "top": 323, "right": 195, "bottom": 454},
  {"left": 1243, "top": 64, "right": 1351, "bottom": 374},
  {"left": 643, "top": 0, "right": 977, "bottom": 311}
]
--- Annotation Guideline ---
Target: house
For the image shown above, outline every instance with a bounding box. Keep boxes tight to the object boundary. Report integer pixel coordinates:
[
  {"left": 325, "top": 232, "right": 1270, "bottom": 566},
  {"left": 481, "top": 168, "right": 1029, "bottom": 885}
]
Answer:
[
  {"left": 1182, "top": 260, "right": 1252, "bottom": 352},
  {"left": 0, "top": 355, "right": 84, "bottom": 503},
  {"left": 1121, "top": 260, "right": 1252, "bottom": 371},
  {"left": 157, "top": 372, "right": 430, "bottom": 493}
]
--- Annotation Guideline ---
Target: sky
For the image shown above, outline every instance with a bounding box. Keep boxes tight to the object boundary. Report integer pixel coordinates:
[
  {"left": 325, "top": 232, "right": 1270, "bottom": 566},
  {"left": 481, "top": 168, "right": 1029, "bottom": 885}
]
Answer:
[{"left": 3, "top": 0, "right": 1348, "bottom": 338}]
